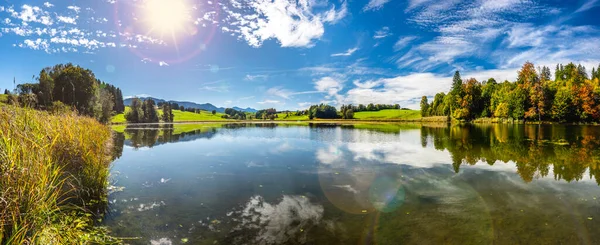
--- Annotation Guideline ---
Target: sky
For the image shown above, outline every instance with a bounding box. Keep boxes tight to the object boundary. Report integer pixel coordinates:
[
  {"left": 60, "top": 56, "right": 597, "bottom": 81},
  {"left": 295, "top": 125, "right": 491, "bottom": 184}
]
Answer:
[{"left": 0, "top": 0, "right": 599, "bottom": 110}]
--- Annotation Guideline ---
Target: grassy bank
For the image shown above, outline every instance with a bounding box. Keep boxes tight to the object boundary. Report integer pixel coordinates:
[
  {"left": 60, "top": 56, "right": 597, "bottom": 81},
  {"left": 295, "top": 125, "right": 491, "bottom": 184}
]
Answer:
[
  {"left": 111, "top": 106, "right": 226, "bottom": 123},
  {"left": 353, "top": 109, "right": 421, "bottom": 120},
  {"left": 112, "top": 108, "right": 424, "bottom": 124},
  {"left": 0, "top": 106, "right": 119, "bottom": 244}
]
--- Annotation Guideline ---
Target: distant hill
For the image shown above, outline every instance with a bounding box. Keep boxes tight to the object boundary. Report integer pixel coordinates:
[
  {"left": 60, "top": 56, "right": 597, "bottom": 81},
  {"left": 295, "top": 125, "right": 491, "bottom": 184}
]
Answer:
[{"left": 123, "top": 97, "right": 257, "bottom": 113}]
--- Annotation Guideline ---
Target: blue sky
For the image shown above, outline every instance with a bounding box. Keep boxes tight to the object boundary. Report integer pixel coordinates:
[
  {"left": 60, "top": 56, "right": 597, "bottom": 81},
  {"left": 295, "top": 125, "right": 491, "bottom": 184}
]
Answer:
[{"left": 0, "top": 0, "right": 599, "bottom": 110}]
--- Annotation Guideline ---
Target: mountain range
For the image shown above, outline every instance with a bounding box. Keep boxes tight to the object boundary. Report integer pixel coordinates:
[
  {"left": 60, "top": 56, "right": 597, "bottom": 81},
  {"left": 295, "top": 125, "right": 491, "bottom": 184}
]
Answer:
[{"left": 123, "top": 97, "right": 258, "bottom": 113}]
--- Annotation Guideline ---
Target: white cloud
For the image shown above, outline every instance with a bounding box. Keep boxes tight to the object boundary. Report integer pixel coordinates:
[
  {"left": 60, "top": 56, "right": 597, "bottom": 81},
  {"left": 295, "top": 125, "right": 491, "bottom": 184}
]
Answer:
[
  {"left": 199, "top": 85, "right": 230, "bottom": 93},
  {"left": 393, "top": 36, "right": 417, "bottom": 51},
  {"left": 223, "top": 0, "right": 347, "bottom": 47},
  {"left": 363, "top": 0, "right": 391, "bottom": 11},
  {"left": 22, "top": 38, "right": 49, "bottom": 51},
  {"left": 159, "top": 61, "right": 169, "bottom": 66},
  {"left": 267, "top": 87, "right": 293, "bottom": 99},
  {"left": 315, "top": 77, "right": 343, "bottom": 96},
  {"left": 239, "top": 96, "right": 256, "bottom": 100},
  {"left": 57, "top": 16, "right": 77, "bottom": 24},
  {"left": 67, "top": 6, "right": 81, "bottom": 14},
  {"left": 267, "top": 87, "right": 323, "bottom": 100},
  {"left": 576, "top": 0, "right": 600, "bottom": 13},
  {"left": 1, "top": 3, "right": 167, "bottom": 53},
  {"left": 399, "top": 0, "right": 559, "bottom": 71},
  {"left": 298, "top": 102, "right": 312, "bottom": 109},
  {"left": 257, "top": 100, "right": 280, "bottom": 104},
  {"left": 497, "top": 24, "right": 600, "bottom": 69},
  {"left": 373, "top": 26, "right": 391, "bottom": 39},
  {"left": 245, "top": 74, "right": 269, "bottom": 81},
  {"left": 233, "top": 195, "right": 323, "bottom": 244},
  {"left": 341, "top": 68, "right": 519, "bottom": 109},
  {"left": 331, "top": 47, "right": 359, "bottom": 57}
]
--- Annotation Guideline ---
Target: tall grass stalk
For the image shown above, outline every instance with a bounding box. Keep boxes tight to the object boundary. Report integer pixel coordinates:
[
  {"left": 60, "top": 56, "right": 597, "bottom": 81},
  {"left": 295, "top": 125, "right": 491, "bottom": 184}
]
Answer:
[{"left": 0, "top": 105, "right": 120, "bottom": 244}]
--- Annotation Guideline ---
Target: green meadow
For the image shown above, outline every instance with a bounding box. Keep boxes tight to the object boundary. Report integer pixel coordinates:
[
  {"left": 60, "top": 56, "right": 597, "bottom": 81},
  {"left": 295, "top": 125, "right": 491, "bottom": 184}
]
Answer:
[
  {"left": 352, "top": 109, "right": 422, "bottom": 120},
  {"left": 111, "top": 106, "right": 227, "bottom": 123}
]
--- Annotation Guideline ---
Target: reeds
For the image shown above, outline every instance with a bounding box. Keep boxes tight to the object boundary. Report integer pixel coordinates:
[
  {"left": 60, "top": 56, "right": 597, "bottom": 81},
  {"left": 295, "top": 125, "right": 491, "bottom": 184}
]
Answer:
[{"left": 0, "top": 105, "right": 120, "bottom": 244}]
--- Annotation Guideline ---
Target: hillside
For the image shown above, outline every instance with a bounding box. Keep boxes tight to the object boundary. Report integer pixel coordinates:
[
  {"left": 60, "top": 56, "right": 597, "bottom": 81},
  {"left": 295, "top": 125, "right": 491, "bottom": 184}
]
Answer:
[{"left": 123, "top": 97, "right": 257, "bottom": 113}]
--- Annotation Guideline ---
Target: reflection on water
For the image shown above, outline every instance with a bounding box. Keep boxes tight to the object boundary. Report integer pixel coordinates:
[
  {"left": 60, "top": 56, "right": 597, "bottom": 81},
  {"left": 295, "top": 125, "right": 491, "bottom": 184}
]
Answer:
[{"left": 107, "top": 123, "right": 600, "bottom": 244}]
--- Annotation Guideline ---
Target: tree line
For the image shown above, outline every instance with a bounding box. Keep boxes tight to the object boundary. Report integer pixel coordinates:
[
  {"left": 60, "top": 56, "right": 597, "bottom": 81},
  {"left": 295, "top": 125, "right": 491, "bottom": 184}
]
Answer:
[
  {"left": 4, "top": 63, "right": 125, "bottom": 123},
  {"left": 222, "top": 108, "right": 247, "bottom": 120},
  {"left": 420, "top": 62, "right": 600, "bottom": 123}
]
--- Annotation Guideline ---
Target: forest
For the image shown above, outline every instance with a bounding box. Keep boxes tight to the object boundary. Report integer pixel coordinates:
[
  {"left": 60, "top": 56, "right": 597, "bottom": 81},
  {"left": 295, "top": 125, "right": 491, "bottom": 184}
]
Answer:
[{"left": 420, "top": 62, "right": 600, "bottom": 123}]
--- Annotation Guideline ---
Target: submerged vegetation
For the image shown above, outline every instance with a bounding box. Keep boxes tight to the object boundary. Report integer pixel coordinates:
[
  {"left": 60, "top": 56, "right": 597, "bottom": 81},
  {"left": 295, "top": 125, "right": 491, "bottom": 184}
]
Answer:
[
  {"left": 0, "top": 106, "right": 119, "bottom": 244},
  {"left": 421, "top": 62, "right": 600, "bottom": 123}
]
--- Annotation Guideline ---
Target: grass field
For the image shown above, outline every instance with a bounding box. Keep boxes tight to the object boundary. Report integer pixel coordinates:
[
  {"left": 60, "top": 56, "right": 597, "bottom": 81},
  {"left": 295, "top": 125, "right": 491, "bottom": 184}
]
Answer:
[
  {"left": 353, "top": 109, "right": 421, "bottom": 120},
  {"left": 111, "top": 107, "right": 227, "bottom": 123},
  {"left": 274, "top": 112, "right": 310, "bottom": 121},
  {"left": 112, "top": 108, "right": 423, "bottom": 123}
]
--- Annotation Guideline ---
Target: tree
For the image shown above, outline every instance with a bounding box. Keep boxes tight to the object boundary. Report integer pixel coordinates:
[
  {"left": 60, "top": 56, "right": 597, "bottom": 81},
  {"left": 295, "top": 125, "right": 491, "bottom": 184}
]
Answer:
[
  {"left": 420, "top": 96, "right": 429, "bottom": 117},
  {"left": 308, "top": 104, "right": 338, "bottom": 119},
  {"left": 344, "top": 109, "right": 354, "bottom": 119},
  {"left": 38, "top": 69, "right": 54, "bottom": 107},
  {"left": 95, "top": 88, "right": 115, "bottom": 124},
  {"left": 125, "top": 98, "right": 144, "bottom": 123},
  {"left": 4, "top": 89, "right": 9, "bottom": 95},
  {"left": 211, "top": 110, "right": 216, "bottom": 115},
  {"left": 494, "top": 103, "right": 509, "bottom": 118},
  {"left": 143, "top": 99, "right": 159, "bottom": 123},
  {"left": 551, "top": 87, "right": 574, "bottom": 122},
  {"left": 450, "top": 71, "right": 463, "bottom": 116},
  {"left": 161, "top": 104, "right": 173, "bottom": 122},
  {"left": 52, "top": 64, "right": 99, "bottom": 116}
]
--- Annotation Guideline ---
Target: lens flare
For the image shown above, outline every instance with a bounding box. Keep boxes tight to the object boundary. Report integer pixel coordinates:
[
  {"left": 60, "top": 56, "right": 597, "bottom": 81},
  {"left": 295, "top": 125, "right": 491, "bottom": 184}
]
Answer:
[
  {"left": 368, "top": 176, "right": 405, "bottom": 213},
  {"left": 142, "top": 0, "right": 191, "bottom": 38}
]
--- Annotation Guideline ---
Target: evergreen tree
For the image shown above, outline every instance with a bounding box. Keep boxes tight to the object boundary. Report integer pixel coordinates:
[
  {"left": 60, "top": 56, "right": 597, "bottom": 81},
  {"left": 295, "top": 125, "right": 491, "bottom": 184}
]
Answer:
[{"left": 420, "top": 96, "right": 429, "bottom": 117}]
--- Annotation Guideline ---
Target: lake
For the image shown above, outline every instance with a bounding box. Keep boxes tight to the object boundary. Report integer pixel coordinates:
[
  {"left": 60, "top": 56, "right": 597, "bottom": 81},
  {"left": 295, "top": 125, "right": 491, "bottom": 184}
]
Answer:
[{"left": 106, "top": 123, "right": 600, "bottom": 245}]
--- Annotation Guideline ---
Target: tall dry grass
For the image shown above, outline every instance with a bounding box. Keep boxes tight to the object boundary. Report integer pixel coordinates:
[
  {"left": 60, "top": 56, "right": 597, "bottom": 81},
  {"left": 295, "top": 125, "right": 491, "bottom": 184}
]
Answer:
[{"left": 0, "top": 105, "right": 120, "bottom": 244}]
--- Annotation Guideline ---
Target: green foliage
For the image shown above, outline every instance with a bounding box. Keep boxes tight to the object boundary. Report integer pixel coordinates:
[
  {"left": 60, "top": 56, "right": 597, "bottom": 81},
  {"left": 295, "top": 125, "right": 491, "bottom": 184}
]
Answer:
[
  {"left": 224, "top": 108, "right": 247, "bottom": 120},
  {"left": 125, "top": 98, "right": 159, "bottom": 123},
  {"left": 308, "top": 104, "right": 339, "bottom": 119},
  {"left": 340, "top": 104, "right": 355, "bottom": 119},
  {"left": 161, "top": 104, "right": 174, "bottom": 122},
  {"left": 142, "top": 99, "right": 159, "bottom": 123},
  {"left": 551, "top": 87, "right": 574, "bottom": 122},
  {"left": 420, "top": 96, "right": 429, "bottom": 117},
  {"left": 256, "top": 108, "right": 277, "bottom": 120},
  {"left": 494, "top": 102, "right": 509, "bottom": 118},
  {"left": 9, "top": 63, "right": 125, "bottom": 123}
]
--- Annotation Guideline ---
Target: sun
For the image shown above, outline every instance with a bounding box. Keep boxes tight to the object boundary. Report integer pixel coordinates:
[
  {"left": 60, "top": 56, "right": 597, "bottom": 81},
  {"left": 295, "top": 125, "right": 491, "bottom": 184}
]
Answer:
[{"left": 142, "top": 0, "right": 191, "bottom": 37}]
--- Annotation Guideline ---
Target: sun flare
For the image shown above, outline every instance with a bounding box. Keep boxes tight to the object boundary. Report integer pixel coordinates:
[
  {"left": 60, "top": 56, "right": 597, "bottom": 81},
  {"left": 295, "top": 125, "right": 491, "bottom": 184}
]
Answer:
[{"left": 142, "top": 0, "right": 191, "bottom": 36}]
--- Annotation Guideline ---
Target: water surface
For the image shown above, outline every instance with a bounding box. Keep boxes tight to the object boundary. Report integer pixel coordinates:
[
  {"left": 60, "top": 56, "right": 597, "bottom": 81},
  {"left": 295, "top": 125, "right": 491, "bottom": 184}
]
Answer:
[{"left": 106, "top": 123, "right": 600, "bottom": 245}]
